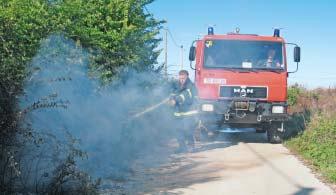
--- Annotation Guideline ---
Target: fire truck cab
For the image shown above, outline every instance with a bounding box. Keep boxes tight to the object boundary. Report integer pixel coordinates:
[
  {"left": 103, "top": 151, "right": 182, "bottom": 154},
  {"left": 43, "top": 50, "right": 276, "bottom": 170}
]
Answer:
[{"left": 189, "top": 27, "right": 301, "bottom": 143}]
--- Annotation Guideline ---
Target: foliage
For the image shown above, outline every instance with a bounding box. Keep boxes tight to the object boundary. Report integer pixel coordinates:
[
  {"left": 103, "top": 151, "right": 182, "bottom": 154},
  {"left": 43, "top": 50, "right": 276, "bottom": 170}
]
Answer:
[
  {"left": 286, "top": 86, "right": 336, "bottom": 184},
  {"left": 0, "top": 0, "right": 50, "bottom": 141},
  {"left": 286, "top": 117, "right": 336, "bottom": 182},
  {"left": 287, "top": 84, "right": 302, "bottom": 106},
  {"left": 0, "top": 0, "right": 51, "bottom": 94},
  {"left": 51, "top": 0, "right": 163, "bottom": 82},
  {"left": 0, "top": 0, "right": 163, "bottom": 92},
  {"left": 0, "top": 91, "right": 100, "bottom": 194},
  {"left": 0, "top": 0, "right": 163, "bottom": 193}
]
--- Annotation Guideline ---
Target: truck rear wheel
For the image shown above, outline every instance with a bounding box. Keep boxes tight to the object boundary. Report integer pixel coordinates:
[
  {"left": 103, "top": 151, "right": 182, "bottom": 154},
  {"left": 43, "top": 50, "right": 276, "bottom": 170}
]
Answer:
[{"left": 267, "top": 122, "right": 284, "bottom": 144}]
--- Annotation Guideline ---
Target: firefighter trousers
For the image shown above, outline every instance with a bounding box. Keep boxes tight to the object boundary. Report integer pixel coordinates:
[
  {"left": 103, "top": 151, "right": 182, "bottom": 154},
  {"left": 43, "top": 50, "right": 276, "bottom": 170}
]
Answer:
[{"left": 175, "top": 116, "right": 197, "bottom": 149}]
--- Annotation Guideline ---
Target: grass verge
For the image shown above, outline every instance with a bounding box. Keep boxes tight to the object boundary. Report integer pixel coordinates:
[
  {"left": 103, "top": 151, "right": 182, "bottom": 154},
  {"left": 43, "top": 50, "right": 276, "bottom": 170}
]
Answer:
[{"left": 285, "top": 116, "right": 336, "bottom": 183}]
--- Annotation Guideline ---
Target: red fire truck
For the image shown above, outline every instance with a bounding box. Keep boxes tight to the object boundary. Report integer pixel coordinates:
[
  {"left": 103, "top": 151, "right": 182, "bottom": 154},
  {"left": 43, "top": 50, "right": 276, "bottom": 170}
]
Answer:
[{"left": 189, "top": 27, "right": 301, "bottom": 143}]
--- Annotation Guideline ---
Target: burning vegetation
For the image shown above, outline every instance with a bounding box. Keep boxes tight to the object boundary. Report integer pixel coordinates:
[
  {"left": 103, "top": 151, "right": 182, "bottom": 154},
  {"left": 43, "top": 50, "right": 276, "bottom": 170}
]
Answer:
[{"left": 0, "top": 0, "right": 168, "bottom": 193}]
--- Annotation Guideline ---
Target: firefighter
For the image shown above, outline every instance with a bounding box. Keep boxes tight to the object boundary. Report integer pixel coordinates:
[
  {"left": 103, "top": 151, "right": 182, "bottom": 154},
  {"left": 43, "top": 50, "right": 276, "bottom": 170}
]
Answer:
[{"left": 169, "top": 70, "right": 198, "bottom": 153}]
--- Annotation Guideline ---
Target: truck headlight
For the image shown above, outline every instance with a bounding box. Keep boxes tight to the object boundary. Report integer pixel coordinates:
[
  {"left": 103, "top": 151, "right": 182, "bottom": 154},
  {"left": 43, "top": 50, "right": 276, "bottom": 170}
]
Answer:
[
  {"left": 202, "top": 104, "right": 214, "bottom": 112},
  {"left": 272, "top": 106, "right": 284, "bottom": 114}
]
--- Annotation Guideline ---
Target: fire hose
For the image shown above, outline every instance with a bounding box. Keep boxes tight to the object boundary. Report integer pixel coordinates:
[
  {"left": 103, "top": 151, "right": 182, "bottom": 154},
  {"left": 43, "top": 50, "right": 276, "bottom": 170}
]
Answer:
[
  {"left": 130, "top": 97, "right": 170, "bottom": 119},
  {"left": 118, "top": 97, "right": 172, "bottom": 145}
]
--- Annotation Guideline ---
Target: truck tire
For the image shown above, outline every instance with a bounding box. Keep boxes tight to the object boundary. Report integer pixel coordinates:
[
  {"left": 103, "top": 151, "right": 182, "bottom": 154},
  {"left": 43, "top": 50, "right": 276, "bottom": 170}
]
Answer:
[{"left": 267, "top": 122, "right": 284, "bottom": 144}]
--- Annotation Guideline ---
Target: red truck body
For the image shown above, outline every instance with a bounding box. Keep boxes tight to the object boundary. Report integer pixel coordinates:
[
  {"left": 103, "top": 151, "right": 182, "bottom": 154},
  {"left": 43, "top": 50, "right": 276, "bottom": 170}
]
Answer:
[
  {"left": 189, "top": 28, "right": 300, "bottom": 143},
  {"left": 195, "top": 35, "right": 287, "bottom": 102}
]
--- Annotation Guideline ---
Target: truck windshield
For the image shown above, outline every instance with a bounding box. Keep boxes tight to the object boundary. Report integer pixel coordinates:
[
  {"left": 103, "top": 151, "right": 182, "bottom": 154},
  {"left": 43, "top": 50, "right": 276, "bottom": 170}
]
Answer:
[{"left": 203, "top": 40, "right": 284, "bottom": 70}]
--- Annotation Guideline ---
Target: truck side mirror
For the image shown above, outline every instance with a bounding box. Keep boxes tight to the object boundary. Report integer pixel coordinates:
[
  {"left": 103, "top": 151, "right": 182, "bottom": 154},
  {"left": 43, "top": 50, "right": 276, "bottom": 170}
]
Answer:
[
  {"left": 294, "top": 46, "right": 300, "bottom": 62},
  {"left": 189, "top": 46, "right": 196, "bottom": 61}
]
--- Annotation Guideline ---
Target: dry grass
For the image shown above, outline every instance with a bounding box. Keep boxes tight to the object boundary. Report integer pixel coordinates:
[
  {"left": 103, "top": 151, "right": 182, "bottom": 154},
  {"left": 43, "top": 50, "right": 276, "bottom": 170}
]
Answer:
[{"left": 286, "top": 85, "right": 336, "bottom": 183}]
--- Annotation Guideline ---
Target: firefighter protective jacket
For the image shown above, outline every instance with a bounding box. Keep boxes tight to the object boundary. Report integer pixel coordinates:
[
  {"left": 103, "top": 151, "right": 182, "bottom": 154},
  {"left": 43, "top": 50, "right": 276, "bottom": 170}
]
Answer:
[{"left": 171, "top": 78, "right": 198, "bottom": 117}]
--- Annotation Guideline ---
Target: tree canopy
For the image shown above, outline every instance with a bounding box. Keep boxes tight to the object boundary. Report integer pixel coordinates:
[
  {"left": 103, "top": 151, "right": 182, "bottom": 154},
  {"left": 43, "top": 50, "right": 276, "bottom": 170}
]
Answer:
[
  {"left": 0, "top": 0, "right": 163, "bottom": 93},
  {"left": 0, "top": 0, "right": 163, "bottom": 192}
]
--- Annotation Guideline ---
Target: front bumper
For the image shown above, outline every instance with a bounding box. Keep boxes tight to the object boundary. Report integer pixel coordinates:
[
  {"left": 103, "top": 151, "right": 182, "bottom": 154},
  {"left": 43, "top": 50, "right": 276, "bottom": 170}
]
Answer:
[{"left": 198, "top": 99, "right": 288, "bottom": 125}]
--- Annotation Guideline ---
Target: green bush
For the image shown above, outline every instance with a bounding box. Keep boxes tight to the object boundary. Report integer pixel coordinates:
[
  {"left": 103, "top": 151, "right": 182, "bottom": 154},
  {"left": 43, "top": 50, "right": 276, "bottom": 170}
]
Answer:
[
  {"left": 51, "top": 0, "right": 163, "bottom": 82},
  {"left": 0, "top": 0, "right": 163, "bottom": 133},
  {"left": 0, "top": 0, "right": 163, "bottom": 193},
  {"left": 286, "top": 116, "right": 336, "bottom": 183},
  {"left": 286, "top": 86, "right": 336, "bottom": 184},
  {"left": 0, "top": 0, "right": 163, "bottom": 93},
  {"left": 287, "top": 84, "right": 302, "bottom": 106},
  {"left": 0, "top": 0, "right": 51, "bottom": 94}
]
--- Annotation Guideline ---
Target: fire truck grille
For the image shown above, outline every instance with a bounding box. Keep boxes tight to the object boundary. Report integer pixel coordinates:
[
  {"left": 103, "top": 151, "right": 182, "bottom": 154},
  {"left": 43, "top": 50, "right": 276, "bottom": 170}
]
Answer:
[{"left": 219, "top": 86, "right": 267, "bottom": 99}]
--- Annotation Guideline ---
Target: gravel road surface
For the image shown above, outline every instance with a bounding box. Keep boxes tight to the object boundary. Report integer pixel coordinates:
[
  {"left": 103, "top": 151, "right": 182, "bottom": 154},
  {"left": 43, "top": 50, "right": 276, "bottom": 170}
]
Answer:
[{"left": 103, "top": 132, "right": 335, "bottom": 195}]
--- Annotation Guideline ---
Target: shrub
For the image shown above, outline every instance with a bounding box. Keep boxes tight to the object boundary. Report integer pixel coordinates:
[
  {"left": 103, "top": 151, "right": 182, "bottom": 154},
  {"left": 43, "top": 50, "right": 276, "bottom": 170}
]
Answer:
[
  {"left": 286, "top": 116, "right": 336, "bottom": 182},
  {"left": 286, "top": 86, "right": 336, "bottom": 184}
]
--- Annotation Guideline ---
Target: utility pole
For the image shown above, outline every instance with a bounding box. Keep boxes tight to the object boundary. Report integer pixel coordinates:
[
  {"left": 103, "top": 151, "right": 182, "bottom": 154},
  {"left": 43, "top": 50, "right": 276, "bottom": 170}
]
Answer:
[
  {"left": 180, "top": 45, "right": 184, "bottom": 70},
  {"left": 164, "top": 28, "right": 168, "bottom": 78}
]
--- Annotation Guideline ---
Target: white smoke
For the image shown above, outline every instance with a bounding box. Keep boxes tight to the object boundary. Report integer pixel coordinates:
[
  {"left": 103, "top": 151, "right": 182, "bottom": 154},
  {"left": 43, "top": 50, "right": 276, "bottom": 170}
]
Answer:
[{"left": 19, "top": 34, "right": 179, "bottom": 191}]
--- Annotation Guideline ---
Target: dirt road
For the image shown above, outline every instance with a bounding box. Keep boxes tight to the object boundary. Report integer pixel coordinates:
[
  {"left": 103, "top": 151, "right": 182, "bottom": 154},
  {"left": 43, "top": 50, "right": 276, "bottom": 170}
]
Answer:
[{"left": 104, "top": 132, "right": 335, "bottom": 195}]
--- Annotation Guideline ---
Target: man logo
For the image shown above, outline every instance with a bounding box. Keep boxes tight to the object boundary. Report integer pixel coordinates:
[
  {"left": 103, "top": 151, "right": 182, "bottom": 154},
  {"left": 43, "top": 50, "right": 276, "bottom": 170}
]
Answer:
[
  {"left": 233, "top": 87, "right": 254, "bottom": 97},
  {"left": 220, "top": 86, "right": 266, "bottom": 99}
]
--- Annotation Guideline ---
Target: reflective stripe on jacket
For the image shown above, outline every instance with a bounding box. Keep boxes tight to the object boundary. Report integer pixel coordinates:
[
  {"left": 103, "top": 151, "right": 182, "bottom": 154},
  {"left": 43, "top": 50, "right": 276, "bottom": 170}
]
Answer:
[
  {"left": 174, "top": 110, "right": 198, "bottom": 117},
  {"left": 172, "top": 78, "right": 198, "bottom": 117}
]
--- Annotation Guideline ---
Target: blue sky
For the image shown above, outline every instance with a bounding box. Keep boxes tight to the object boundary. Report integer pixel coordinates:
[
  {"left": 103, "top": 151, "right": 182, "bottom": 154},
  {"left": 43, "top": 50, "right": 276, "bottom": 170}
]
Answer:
[{"left": 148, "top": 0, "right": 336, "bottom": 88}]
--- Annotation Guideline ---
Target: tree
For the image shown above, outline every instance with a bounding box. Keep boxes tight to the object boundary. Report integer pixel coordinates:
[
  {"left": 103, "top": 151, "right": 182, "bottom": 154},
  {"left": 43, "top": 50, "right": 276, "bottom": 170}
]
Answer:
[
  {"left": 52, "top": 0, "right": 163, "bottom": 82},
  {"left": 0, "top": 0, "right": 163, "bottom": 132},
  {"left": 0, "top": 0, "right": 163, "bottom": 92},
  {"left": 0, "top": 0, "right": 51, "bottom": 95},
  {"left": 0, "top": 0, "right": 163, "bottom": 192}
]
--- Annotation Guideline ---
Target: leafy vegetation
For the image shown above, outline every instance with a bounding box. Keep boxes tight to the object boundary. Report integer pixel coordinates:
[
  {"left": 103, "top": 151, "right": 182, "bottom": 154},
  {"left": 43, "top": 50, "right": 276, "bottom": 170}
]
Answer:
[
  {"left": 0, "top": 0, "right": 163, "bottom": 94},
  {"left": 0, "top": 0, "right": 163, "bottom": 193},
  {"left": 0, "top": 0, "right": 51, "bottom": 93},
  {"left": 287, "top": 117, "right": 336, "bottom": 182},
  {"left": 287, "top": 84, "right": 302, "bottom": 106},
  {"left": 286, "top": 86, "right": 336, "bottom": 183},
  {"left": 51, "top": 0, "right": 163, "bottom": 82}
]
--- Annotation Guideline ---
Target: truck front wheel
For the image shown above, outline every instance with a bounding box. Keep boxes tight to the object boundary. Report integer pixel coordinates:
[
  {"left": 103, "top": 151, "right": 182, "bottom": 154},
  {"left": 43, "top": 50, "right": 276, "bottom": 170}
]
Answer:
[{"left": 266, "top": 122, "right": 284, "bottom": 144}]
